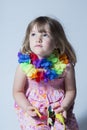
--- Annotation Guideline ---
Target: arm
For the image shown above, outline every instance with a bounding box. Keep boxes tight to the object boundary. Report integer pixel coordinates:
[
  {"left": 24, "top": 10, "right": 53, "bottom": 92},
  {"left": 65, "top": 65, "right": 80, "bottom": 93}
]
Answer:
[
  {"left": 13, "top": 65, "right": 36, "bottom": 116},
  {"left": 52, "top": 63, "right": 77, "bottom": 118},
  {"left": 61, "top": 63, "right": 76, "bottom": 110}
]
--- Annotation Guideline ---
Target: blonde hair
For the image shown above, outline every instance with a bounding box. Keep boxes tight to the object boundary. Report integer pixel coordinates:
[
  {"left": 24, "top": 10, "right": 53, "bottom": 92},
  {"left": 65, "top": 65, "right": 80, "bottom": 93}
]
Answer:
[{"left": 21, "top": 16, "right": 77, "bottom": 65}]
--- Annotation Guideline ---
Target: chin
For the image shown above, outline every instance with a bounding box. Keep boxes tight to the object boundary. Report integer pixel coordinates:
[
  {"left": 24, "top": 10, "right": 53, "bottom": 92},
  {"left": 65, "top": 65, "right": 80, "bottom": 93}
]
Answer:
[
  {"left": 34, "top": 51, "right": 44, "bottom": 56},
  {"left": 33, "top": 50, "right": 51, "bottom": 58}
]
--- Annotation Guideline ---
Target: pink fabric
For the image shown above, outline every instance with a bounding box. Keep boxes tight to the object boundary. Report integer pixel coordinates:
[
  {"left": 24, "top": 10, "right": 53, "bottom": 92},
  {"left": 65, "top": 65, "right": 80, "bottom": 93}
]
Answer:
[{"left": 15, "top": 70, "right": 79, "bottom": 130}]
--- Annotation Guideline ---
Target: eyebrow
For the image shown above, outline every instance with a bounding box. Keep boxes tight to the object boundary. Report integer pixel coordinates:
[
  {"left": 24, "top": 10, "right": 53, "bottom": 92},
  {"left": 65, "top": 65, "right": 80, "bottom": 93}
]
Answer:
[{"left": 30, "top": 30, "right": 50, "bottom": 33}]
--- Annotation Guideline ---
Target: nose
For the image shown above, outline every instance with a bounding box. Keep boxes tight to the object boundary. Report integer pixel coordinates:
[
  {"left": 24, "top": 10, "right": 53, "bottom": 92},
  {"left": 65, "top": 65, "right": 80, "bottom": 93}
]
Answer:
[{"left": 36, "top": 34, "right": 42, "bottom": 43}]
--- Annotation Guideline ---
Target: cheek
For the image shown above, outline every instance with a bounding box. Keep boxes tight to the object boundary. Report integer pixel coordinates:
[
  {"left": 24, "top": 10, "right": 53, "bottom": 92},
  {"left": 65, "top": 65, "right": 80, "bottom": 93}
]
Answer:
[
  {"left": 30, "top": 37, "right": 34, "bottom": 42},
  {"left": 44, "top": 38, "right": 55, "bottom": 47},
  {"left": 29, "top": 38, "right": 35, "bottom": 46},
  {"left": 45, "top": 42, "right": 55, "bottom": 49}
]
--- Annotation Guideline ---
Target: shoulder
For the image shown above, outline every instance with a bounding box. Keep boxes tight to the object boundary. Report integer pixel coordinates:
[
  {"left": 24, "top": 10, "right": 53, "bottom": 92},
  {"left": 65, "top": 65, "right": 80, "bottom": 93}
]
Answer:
[
  {"left": 13, "top": 65, "right": 27, "bottom": 91},
  {"left": 16, "top": 64, "right": 24, "bottom": 73},
  {"left": 15, "top": 65, "right": 26, "bottom": 80},
  {"left": 64, "top": 63, "right": 76, "bottom": 90},
  {"left": 64, "top": 63, "right": 75, "bottom": 78}
]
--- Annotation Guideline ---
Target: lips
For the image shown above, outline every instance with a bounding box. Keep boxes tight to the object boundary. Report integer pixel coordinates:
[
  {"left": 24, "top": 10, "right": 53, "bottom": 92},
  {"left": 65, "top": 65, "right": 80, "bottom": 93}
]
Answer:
[{"left": 35, "top": 45, "right": 42, "bottom": 47}]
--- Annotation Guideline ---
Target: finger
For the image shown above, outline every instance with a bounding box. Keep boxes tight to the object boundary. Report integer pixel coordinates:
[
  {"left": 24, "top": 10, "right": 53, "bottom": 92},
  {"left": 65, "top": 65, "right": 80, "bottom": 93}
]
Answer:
[
  {"left": 63, "top": 111, "right": 67, "bottom": 119},
  {"left": 51, "top": 102, "right": 60, "bottom": 109},
  {"left": 26, "top": 106, "right": 34, "bottom": 111},
  {"left": 27, "top": 110, "right": 37, "bottom": 117},
  {"left": 55, "top": 107, "right": 63, "bottom": 114}
]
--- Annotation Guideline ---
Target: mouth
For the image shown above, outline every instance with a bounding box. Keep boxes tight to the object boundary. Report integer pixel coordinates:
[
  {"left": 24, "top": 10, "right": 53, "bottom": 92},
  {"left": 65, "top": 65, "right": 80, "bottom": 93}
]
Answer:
[{"left": 35, "top": 45, "right": 42, "bottom": 47}]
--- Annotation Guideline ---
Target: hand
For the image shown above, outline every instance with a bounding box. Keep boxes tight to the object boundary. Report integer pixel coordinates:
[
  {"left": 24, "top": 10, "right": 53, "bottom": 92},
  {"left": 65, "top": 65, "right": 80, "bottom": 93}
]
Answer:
[
  {"left": 54, "top": 106, "right": 67, "bottom": 119},
  {"left": 51, "top": 102, "right": 67, "bottom": 119},
  {"left": 26, "top": 105, "right": 37, "bottom": 117}
]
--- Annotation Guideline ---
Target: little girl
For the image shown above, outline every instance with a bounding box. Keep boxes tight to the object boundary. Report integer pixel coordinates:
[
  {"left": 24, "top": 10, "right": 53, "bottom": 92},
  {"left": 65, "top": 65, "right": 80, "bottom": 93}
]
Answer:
[{"left": 13, "top": 16, "right": 79, "bottom": 130}]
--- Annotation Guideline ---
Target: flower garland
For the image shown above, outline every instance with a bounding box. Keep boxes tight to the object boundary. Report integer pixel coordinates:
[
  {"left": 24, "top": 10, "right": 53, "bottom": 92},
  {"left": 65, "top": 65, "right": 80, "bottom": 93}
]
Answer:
[{"left": 18, "top": 51, "right": 69, "bottom": 82}]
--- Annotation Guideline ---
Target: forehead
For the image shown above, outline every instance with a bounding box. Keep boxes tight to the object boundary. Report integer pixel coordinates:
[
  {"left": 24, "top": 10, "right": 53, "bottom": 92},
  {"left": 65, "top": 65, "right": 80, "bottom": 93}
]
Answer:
[{"left": 31, "top": 23, "right": 50, "bottom": 33}]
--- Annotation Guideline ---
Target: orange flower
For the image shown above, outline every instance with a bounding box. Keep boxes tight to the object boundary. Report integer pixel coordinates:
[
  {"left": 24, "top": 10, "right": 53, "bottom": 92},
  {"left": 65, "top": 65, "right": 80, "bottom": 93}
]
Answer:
[
  {"left": 30, "top": 70, "right": 39, "bottom": 79},
  {"left": 59, "top": 54, "right": 69, "bottom": 64}
]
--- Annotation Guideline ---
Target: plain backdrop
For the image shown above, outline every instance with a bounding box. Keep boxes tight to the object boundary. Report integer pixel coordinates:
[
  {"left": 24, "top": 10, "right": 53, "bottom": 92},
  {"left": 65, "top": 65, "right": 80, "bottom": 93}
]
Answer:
[{"left": 0, "top": 0, "right": 87, "bottom": 130}]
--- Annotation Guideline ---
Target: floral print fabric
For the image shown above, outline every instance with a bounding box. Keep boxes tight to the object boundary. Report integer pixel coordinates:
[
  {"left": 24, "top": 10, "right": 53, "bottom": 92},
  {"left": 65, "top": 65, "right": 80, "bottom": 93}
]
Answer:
[{"left": 15, "top": 76, "right": 79, "bottom": 130}]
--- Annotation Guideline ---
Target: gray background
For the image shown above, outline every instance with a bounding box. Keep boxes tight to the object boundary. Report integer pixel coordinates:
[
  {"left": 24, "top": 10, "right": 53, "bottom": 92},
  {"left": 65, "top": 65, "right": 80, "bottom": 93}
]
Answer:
[{"left": 0, "top": 0, "right": 87, "bottom": 130}]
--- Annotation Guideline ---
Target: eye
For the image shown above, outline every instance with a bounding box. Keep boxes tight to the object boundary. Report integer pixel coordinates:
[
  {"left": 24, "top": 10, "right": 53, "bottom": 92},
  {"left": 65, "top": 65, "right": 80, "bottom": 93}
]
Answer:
[
  {"left": 31, "top": 33, "right": 36, "bottom": 36},
  {"left": 43, "top": 33, "right": 49, "bottom": 37}
]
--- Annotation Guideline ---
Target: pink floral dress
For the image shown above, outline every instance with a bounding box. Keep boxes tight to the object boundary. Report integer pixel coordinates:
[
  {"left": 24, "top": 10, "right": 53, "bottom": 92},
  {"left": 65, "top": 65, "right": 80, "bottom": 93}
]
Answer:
[{"left": 15, "top": 66, "right": 79, "bottom": 130}]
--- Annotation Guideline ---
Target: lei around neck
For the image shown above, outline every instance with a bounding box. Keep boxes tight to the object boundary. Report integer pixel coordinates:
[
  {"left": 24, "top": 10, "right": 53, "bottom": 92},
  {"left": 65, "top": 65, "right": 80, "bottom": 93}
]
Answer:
[{"left": 18, "top": 51, "right": 69, "bottom": 82}]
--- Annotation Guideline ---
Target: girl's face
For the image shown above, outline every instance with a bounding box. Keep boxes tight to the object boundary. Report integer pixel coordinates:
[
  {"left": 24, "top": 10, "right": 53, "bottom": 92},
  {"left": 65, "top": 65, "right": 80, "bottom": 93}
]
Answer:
[{"left": 29, "top": 24, "right": 56, "bottom": 59}]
